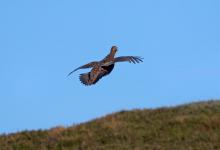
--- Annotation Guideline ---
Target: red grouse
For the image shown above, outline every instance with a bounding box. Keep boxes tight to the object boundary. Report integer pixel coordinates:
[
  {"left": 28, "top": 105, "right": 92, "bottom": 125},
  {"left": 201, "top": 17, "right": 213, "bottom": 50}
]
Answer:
[{"left": 68, "top": 46, "right": 143, "bottom": 85}]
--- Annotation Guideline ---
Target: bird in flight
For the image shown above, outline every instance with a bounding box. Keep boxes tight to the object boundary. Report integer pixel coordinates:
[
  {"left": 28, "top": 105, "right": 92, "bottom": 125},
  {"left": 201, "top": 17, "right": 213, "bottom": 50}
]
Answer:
[{"left": 68, "top": 46, "right": 143, "bottom": 85}]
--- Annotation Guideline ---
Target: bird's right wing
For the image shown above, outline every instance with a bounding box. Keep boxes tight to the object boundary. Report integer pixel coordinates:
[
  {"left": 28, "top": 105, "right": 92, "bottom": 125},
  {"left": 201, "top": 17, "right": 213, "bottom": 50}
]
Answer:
[
  {"left": 68, "top": 61, "right": 98, "bottom": 76},
  {"left": 114, "top": 56, "right": 143, "bottom": 64}
]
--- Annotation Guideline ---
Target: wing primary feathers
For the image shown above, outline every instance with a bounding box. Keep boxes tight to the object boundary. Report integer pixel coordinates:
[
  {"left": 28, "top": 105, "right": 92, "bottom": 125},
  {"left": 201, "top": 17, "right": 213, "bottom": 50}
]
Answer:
[
  {"left": 130, "top": 58, "right": 136, "bottom": 63},
  {"left": 114, "top": 56, "right": 143, "bottom": 64}
]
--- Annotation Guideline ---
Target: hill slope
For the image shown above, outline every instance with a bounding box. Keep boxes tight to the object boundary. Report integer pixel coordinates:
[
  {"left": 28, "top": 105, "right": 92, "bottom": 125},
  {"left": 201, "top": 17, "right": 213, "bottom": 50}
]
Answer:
[{"left": 0, "top": 100, "right": 220, "bottom": 150}]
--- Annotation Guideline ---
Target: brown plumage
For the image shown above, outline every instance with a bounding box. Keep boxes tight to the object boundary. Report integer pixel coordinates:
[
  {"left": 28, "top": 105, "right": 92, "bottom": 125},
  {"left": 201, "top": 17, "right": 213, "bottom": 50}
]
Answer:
[{"left": 68, "top": 46, "right": 143, "bottom": 85}]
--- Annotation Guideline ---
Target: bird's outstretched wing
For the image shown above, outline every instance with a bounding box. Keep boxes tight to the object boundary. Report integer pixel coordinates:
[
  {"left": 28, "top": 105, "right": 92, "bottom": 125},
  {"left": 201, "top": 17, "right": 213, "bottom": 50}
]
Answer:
[
  {"left": 68, "top": 61, "right": 98, "bottom": 76},
  {"left": 114, "top": 56, "right": 143, "bottom": 64}
]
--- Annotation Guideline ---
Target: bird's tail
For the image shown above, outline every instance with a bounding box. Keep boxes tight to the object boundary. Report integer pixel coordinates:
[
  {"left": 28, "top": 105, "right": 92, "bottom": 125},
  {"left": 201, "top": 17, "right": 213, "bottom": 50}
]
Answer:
[
  {"left": 79, "top": 72, "right": 103, "bottom": 86},
  {"left": 79, "top": 73, "right": 93, "bottom": 86}
]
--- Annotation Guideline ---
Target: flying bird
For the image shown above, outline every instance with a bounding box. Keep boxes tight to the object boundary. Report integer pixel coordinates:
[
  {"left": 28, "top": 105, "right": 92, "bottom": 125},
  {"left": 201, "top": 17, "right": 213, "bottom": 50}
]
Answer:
[{"left": 68, "top": 46, "right": 143, "bottom": 85}]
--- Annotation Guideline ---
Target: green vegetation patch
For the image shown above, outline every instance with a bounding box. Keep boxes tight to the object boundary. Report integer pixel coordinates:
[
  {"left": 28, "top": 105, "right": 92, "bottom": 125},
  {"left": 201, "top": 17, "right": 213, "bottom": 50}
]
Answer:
[{"left": 0, "top": 100, "right": 220, "bottom": 150}]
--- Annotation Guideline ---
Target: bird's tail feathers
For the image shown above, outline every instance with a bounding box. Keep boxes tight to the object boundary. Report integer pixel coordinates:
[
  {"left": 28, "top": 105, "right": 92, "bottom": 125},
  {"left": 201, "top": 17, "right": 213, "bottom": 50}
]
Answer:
[{"left": 79, "top": 73, "right": 93, "bottom": 86}]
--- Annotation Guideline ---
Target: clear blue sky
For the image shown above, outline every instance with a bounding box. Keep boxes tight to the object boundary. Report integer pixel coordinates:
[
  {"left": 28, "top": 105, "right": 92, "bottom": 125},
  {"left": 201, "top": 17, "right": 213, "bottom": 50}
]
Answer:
[{"left": 1, "top": 0, "right": 220, "bottom": 134}]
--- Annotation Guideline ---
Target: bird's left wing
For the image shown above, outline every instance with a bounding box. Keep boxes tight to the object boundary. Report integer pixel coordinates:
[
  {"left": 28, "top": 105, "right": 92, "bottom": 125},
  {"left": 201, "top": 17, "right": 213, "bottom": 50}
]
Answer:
[
  {"left": 68, "top": 61, "right": 98, "bottom": 76},
  {"left": 114, "top": 56, "right": 143, "bottom": 64}
]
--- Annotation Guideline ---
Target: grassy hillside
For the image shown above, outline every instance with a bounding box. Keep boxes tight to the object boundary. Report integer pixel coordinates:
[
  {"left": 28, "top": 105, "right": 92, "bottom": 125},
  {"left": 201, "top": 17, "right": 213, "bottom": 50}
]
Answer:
[{"left": 0, "top": 100, "right": 220, "bottom": 150}]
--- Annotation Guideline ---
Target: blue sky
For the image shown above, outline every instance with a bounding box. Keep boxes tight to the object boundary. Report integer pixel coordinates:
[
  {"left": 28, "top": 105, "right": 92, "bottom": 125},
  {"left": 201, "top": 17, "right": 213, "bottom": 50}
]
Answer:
[{"left": 0, "top": 0, "right": 220, "bottom": 134}]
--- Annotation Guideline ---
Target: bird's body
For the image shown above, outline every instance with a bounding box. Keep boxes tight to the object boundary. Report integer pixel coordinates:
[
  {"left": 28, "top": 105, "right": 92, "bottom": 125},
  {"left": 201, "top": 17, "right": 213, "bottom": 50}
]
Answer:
[{"left": 68, "top": 46, "right": 143, "bottom": 85}]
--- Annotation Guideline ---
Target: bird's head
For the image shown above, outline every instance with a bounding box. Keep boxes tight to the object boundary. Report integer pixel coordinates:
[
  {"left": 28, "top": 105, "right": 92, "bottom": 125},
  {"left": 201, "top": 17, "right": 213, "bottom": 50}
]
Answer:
[{"left": 110, "top": 46, "right": 118, "bottom": 53}]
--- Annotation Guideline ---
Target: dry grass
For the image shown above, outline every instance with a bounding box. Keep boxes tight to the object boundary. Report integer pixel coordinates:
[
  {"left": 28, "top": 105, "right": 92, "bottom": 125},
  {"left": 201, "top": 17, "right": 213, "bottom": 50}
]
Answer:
[{"left": 0, "top": 100, "right": 220, "bottom": 150}]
